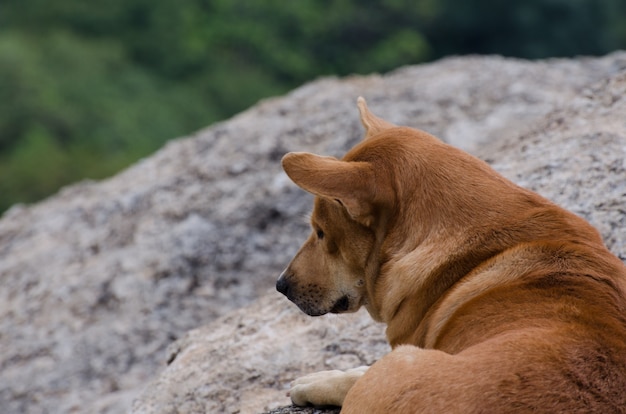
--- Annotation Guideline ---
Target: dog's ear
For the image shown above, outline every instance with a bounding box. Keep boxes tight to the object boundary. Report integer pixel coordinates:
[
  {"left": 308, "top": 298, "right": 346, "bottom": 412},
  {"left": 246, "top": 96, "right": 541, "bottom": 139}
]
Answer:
[
  {"left": 357, "top": 96, "right": 395, "bottom": 140},
  {"left": 282, "top": 152, "right": 376, "bottom": 224}
]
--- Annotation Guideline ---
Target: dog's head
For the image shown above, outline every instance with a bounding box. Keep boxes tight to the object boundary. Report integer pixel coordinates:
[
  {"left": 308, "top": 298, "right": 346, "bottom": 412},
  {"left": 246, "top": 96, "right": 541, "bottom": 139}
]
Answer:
[
  {"left": 275, "top": 97, "right": 514, "bottom": 320},
  {"left": 276, "top": 98, "right": 401, "bottom": 316}
]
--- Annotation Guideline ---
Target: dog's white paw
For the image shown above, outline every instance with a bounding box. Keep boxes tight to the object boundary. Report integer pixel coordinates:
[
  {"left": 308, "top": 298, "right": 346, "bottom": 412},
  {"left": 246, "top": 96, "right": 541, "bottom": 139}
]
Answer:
[{"left": 289, "top": 366, "right": 369, "bottom": 407}]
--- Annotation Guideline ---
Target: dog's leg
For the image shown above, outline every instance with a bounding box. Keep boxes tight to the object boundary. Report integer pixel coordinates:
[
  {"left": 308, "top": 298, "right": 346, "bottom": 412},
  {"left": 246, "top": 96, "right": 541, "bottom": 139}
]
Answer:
[
  {"left": 340, "top": 346, "right": 485, "bottom": 414},
  {"left": 289, "top": 366, "right": 369, "bottom": 407}
]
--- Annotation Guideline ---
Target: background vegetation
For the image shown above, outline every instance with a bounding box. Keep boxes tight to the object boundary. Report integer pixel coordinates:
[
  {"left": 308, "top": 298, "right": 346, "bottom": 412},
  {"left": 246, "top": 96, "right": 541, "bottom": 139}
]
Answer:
[{"left": 1, "top": 0, "right": 625, "bottom": 213}]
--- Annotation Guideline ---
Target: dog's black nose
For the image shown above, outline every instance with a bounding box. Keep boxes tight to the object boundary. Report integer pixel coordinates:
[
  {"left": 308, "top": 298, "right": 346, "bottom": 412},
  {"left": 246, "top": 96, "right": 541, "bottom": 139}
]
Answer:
[{"left": 276, "top": 276, "right": 290, "bottom": 296}]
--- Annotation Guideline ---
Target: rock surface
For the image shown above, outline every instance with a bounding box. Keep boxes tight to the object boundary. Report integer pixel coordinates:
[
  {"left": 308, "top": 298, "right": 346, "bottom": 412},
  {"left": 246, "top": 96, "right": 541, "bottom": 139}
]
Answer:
[{"left": 1, "top": 53, "right": 626, "bottom": 414}]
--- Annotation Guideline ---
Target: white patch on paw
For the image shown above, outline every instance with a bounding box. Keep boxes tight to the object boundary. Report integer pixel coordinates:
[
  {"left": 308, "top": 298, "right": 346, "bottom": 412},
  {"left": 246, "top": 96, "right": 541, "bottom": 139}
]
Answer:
[{"left": 289, "top": 366, "right": 369, "bottom": 407}]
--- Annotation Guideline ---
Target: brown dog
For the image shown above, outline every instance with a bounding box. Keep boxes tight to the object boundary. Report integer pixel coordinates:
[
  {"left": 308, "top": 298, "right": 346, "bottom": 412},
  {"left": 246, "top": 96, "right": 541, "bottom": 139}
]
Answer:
[{"left": 276, "top": 98, "right": 626, "bottom": 413}]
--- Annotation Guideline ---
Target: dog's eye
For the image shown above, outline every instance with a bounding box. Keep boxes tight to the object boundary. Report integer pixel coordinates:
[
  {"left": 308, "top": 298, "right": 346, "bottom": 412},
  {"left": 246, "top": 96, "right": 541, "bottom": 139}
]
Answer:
[{"left": 316, "top": 229, "right": 325, "bottom": 240}]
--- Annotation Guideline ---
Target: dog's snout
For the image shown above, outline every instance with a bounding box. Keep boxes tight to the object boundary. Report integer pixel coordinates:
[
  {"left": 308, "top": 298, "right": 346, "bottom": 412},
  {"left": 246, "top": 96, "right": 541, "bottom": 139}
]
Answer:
[{"left": 276, "top": 275, "right": 290, "bottom": 297}]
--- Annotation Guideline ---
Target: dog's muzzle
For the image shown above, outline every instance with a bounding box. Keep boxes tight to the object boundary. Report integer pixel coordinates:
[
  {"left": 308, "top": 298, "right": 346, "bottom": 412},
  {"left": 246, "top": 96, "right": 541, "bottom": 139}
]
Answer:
[{"left": 330, "top": 295, "right": 350, "bottom": 313}]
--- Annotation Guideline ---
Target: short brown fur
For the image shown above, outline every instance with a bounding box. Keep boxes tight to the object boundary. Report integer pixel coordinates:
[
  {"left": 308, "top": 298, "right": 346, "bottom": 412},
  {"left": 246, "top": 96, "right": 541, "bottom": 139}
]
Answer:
[{"left": 276, "top": 98, "right": 626, "bottom": 413}]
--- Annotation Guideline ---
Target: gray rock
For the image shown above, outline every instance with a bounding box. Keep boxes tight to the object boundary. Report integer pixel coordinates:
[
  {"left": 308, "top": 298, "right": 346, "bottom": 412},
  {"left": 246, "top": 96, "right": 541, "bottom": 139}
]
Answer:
[
  {"left": 1, "top": 53, "right": 626, "bottom": 414},
  {"left": 131, "top": 293, "right": 386, "bottom": 414}
]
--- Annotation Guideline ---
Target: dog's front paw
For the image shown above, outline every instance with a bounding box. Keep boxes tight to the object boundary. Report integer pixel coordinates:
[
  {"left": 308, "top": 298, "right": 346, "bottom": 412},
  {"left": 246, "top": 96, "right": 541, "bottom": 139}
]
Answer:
[{"left": 289, "top": 366, "right": 369, "bottom": 407}]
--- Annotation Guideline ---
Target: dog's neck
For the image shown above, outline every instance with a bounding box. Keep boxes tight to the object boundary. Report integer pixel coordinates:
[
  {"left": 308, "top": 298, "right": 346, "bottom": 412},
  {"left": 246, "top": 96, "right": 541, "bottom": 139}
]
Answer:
[
  {"left": 364, "top": 151, "right": 589, "bottom": 347},
  {"left": 354, "top": 137, "right": 610, "bottom": 348},
  {"left": 363, "top": 151, "right": 515, "bottom": 346},
  {"left": 371, "top": 198, "right": 607, "bottom": 348},
  {"left": 374, "top": 229, "right": 494, "bottom": 347}
]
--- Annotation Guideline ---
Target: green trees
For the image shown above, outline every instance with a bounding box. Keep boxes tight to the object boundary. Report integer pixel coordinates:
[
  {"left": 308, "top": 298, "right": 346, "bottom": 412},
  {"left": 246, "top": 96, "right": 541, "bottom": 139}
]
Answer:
[
  {"left": 0, "top": 0, "right": 624, "bottom": 213},
  {"left": 0, "top": 30, "right": 209, "bottom": 209},
  {"left": 428, "top": 0, "right": 626, "bottom": 58}
]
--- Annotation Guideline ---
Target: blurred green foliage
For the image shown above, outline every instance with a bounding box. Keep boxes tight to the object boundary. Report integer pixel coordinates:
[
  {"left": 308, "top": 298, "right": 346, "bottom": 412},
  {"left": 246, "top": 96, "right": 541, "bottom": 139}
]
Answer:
[{"left": 0, "top": 0, "right": 625, "bottom": 213}]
